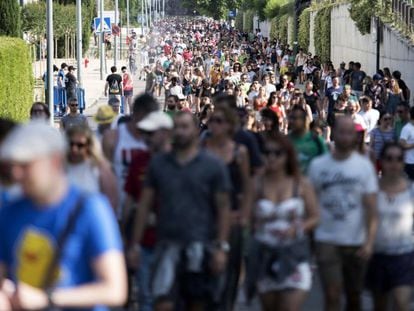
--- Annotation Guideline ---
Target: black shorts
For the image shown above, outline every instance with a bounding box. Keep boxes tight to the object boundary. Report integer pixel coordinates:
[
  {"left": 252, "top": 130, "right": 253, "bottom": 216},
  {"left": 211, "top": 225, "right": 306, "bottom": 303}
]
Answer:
[
  {"left": 296, "top": 65, "right": 303, "bottom": 74},
  {"left": 366, "top": 251, "right": 414, "bottom": 292}
]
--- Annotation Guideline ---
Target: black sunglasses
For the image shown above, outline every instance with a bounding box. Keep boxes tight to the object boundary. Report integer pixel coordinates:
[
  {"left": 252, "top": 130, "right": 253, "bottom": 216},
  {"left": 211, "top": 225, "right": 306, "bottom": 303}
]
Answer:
[
  {"left": 70, "top": 104, "right": 78, "bottom": 107},
  {"left": 209, "top": 116, "right": 225, "bottom": 124},
  {"left": 382, "top": 155, "right": 404, "bottom": 162},
  {"left": 263, "top": 148, "right": 285, "bottom": 157},
  {"left": 70, "top": 141, "right": 88, "bottom": 149}
]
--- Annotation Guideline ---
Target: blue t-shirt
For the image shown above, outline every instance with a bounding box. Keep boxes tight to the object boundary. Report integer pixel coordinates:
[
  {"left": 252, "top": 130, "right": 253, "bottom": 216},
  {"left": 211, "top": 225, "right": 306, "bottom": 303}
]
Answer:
[{"left": 0, "top": 186, "right": 122, "bottom": 311}]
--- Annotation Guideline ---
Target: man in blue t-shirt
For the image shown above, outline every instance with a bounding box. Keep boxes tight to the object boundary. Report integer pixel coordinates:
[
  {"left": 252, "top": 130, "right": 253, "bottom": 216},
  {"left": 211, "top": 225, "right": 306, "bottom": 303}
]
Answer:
[
  {"left": 0, "top": 122, "right": 126, "bottom": 311},
  {"left": 323, "top": 76, "right": 343, "bottom": 119}
]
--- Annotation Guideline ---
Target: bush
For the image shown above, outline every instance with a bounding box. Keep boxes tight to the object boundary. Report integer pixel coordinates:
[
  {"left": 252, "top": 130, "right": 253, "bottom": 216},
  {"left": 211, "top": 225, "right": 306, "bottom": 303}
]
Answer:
[
  {"left": 0, "top": 37, "right": 33, "bottom": 121},
  {"left": 0, "top": 0, "right": 21, "bottom": 37},
  {"left": 235, "top": 10, "right": 244, "bottom": 30},
  {"left": 314, "top": 6, "right": 331, "bottom": 63},
  {"left": 244, "top": 10, "right": 255, "bottom": 32},
  {"left": 298, "top": 8, "right": 310, "bottom": 51}
]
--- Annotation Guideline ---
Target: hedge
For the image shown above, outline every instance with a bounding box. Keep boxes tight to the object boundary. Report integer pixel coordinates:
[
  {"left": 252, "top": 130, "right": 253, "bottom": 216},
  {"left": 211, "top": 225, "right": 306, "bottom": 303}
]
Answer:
[
  {"left": 314, "top": 6, "right": 331, "bottom": 63},
  {"left": 298, "top": 8, "right": 310, "bottom": 51},
  {"left": 0, "top": 37, "right": 33, "bottom": 121}
]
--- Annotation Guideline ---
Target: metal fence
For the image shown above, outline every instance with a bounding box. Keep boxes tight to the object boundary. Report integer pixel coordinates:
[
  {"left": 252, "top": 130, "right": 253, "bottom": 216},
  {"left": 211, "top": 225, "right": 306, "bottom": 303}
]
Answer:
[{"left": 391, "top": 0, "right": 414, "bottom": 34}]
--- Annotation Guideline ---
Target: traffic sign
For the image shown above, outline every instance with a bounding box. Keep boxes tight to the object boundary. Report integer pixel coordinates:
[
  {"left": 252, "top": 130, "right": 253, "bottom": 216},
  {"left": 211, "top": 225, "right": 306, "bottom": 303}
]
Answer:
[
  {"left": 228, "top": 10, "right": 237, "bottom": 18},
  {"left": 94, "top": 17, "right": 112, "bottom": 34}
]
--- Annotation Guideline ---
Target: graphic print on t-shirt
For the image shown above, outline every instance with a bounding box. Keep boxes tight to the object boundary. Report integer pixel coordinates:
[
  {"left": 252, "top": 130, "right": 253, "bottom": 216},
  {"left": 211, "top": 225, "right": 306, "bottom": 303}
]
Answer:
[
  {"left": 319, "top": 171, "right": 359, "bottom": 220},
  {"left": 16, "top": 228, "right": 60, "bottom": 288}
]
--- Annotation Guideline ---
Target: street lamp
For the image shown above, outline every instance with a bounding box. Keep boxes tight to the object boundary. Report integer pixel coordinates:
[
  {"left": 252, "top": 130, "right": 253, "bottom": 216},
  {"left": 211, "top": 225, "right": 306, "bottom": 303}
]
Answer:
[
  {"left": 76, "top": 0, "right": 82, "bottom": 88},
  {"left": 46, "top": 0, "right": 54, "bottom": 123}
]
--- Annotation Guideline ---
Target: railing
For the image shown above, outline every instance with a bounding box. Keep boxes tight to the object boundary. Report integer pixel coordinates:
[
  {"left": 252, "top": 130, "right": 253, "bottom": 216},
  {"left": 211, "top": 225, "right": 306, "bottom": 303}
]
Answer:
[{"left": 391, "top": 0, "right": 414, "bottom": 37}]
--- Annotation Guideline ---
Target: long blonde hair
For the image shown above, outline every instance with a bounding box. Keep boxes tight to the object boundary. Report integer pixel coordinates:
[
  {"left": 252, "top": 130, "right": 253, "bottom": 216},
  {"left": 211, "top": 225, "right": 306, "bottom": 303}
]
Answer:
[{"left": 390, "top": 78, "right": 401, "bottom": 94}]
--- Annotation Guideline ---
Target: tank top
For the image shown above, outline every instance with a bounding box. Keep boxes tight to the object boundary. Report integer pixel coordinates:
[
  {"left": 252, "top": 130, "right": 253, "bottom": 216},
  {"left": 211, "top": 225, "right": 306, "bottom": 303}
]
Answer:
[
  {"left": 123, "top": 73, "right": 133, "bottom": 91},
  {"left": 67, "top": 160, "right": 100, "bottom": 194},
  {"left": 113, "top": 123, "right": 147, "bottom": 218},
  {"left": 375, "top": 186, "right": 414, "bottom": 255},
  {"left": 255, "top": 181, "right": 305, "bottom": 247}
]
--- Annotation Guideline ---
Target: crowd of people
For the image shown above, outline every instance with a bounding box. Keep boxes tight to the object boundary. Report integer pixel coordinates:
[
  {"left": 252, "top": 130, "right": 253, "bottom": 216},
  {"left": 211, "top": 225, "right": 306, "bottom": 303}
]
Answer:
[{"left": 0, "top": 16, "right": 414, "bottom": 311}]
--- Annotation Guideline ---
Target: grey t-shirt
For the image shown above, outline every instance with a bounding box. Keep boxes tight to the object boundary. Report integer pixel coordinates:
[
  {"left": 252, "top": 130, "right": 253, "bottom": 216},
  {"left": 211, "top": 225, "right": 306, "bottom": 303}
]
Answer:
[
  {"left": 61, "top": 114, "right": 88, "bottom": 130},
  {"left": 145, "top": 150, "right": 231, "bottom": 243}
]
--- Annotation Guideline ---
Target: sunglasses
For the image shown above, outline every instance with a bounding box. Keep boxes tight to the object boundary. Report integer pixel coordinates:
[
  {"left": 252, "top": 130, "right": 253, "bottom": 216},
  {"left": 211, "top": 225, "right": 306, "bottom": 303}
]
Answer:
[
  {"left": 70, "top": 104, "right": 78, "bottom": 107},
  {"left": 263, "top": 148, "right": 285, "bottom": 157},
  {"left": 383, "top": 117, "right": 392, "bottom": 121},
  {"left": 209, "top": 116, "right": 225, "bottom": 124},
  {"left": 32, "top": 109, "right": 45, "bottom": 113},
  {"left": 70, "top": 141, "right": 88, "bottom": 149},
  {"left": 383, "top": 155, "right": 404, "bottom": 162}
]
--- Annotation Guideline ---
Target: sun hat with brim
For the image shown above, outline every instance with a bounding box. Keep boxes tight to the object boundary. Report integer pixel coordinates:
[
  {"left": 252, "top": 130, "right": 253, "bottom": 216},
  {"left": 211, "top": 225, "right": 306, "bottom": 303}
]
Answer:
[
  {"left": 0, "top": 121, "right": 67, "bottom": 163},
  {"left": 94, "top": 105, "right": 116, "bottom": 124},
  {"left": 137, "top": 111, "right": 173, "bottom": 132}
]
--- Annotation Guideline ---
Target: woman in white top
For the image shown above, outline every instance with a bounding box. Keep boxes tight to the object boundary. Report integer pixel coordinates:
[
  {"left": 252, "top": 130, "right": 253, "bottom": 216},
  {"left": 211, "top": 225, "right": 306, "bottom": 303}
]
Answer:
[
  {"left": 66, "top": 125, "right": 118, "bottom": 210},
  {"left": 366, "top": 142, "right": 414, "bottom": 311},
  {"left": 248, "top": 133, "right": 319, "bottom": 311}
]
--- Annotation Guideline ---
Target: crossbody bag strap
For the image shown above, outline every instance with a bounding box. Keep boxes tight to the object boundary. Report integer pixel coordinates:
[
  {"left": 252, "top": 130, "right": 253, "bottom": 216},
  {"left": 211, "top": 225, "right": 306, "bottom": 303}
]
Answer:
[{"left": 42, "top": 194, "right": 85, "bottom": 290}]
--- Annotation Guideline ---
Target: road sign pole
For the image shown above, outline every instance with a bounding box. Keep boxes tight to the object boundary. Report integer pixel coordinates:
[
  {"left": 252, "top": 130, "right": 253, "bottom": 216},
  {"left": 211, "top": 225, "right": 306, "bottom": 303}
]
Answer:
[
  {"left": 127, "top": 0, "right": 130, "bottom": 37},
  {"left": 46, "top": 0, "right": 54, "bottom": 124},
  {"left": 114, "top": 0, "right": 118, "bottom": 67},
  {"left": 76, "top": 0, "right": 83, "bottom": 88},
  {"left": 141, "top": 0, "right": 144, "bottom": 35},
  {"left": 100, "top": 0, "right": 105, "bottom": 80}
]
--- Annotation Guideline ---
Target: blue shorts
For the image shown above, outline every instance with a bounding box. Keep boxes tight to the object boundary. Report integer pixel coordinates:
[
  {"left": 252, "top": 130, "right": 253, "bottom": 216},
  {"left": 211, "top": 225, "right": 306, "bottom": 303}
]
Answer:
[
  {"left": 366, "top": 251, "right": 414, "bottom": 292},
  {"left": 124, "top": 90, "right": 133, "bottom": 97}
]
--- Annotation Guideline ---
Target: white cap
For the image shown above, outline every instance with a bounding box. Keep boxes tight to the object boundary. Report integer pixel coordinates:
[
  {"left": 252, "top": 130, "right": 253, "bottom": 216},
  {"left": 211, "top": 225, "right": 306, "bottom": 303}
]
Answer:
[
  {"left": 137, "top": 111, "right": 173, "bottom": 132},
  {"left": 0, "top": 121, "right": 67, "bottom": 162}
]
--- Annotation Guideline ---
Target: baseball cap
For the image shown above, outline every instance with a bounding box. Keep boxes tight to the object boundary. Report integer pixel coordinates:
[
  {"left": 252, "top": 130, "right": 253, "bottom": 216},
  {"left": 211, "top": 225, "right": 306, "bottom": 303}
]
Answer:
[
  {"left": 94, "top": 105, "right": 116, "bottom": 124},
  {"left": 0, "top": 121, "right": 67, "bottom": 162},
  {"left": 137, "top": 111, "right": 173, "bottom": 132},
  {"left": 373, "top": 73, "right": 383, "bottom": 81}
]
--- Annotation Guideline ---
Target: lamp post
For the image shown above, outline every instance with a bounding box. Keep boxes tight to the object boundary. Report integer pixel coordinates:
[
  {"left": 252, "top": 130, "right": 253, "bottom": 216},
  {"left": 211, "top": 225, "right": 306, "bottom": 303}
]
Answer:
[
  {"left": 99, "top": 0, "right": 105, "bottom": 80},
  {"left": 114, "top": 0, "right": 119, "bottom": 67},
  {"left": 46, "top": 0, "right": 54, "bottom": 124},
  {"left": 76, "top": 0, "right": 83, "bottom": 88}
]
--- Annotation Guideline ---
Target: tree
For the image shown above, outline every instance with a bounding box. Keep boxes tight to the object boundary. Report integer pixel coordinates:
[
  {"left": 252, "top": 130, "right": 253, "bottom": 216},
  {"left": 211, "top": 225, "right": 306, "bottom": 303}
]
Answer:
[
  {"left": 0, "top": 0, "right": 21, "bottom": 37},
  {"left": 182, "top": 0, "right": 243, "bottom": 20}
]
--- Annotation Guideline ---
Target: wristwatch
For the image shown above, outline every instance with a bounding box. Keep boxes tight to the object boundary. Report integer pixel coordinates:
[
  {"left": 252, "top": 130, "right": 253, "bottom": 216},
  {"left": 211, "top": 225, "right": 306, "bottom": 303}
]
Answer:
[{"left": 213, "top": 240, "right": 230, "bottom": 252}]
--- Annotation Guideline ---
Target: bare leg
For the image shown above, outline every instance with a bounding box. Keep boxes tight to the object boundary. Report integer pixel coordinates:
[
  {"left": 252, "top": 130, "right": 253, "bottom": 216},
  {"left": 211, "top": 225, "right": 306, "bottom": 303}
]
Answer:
[
  {"left": 154, "top": 301, "right": 174, "bottom": 311},
  {"left": 260, "top": 291, "right": 282, "bottom": 311},
  {"left": 391, "top": 286, "right": 412, "bottom": 311},
  {"left": 279, "top": 289, "right": 308, "bottom": 311},
  {"left": 372, "top": 289, "right": 389, "bottom": 311}
]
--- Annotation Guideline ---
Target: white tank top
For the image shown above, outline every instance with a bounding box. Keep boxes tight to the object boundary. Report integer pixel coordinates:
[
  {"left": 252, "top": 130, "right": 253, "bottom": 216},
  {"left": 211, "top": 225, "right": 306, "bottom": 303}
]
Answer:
[{"left": 113, "top": 123, "right": 147, "bottom": 218}]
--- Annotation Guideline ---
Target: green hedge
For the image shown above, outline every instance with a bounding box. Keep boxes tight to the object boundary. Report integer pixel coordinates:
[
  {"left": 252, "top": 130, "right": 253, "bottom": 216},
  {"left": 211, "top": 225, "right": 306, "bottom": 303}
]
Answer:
[
  {"left": 235, "top": 11, "right": 244, "bottom": 30},
  {"left": 244, "top": 10, "right": 255, "bottom": 32},
  {"left": 270, "top": 14, "right": 289, "bottom": 44},
  {"left": 0, "top": 37, "right": 33, "bottom": 121},
  {"left": 298, "top": 8, "right": 310, "bottom": 51},
  {"left": 314, "top": 6, "right": 331, "bottom": 63}
]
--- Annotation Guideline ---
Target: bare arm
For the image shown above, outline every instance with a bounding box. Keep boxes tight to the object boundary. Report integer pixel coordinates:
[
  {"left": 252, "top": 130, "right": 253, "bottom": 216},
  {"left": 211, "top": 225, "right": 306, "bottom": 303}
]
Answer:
[
  {"left": 131, "top": 187, "right": 155, "bottom": 245},
  {"left": 11, "top": 251, "right": 127, "bottom": 309},
  {"left": 399, "top": 138, "right": 414, "bottom": 150},
  {"left": 300, "top": 178, "right": 319, "bottom": 234},
  {"left": 104, "top": 81, "right": 109, "bottom": 96},
  {"left": 98, "top": 161, "right": 119, "bottom": 211},
  {"left": 215, "top": 191, "right": 231, "bottom": 243},
  {"left": 101, "top": 129, "right": 117, "bottom": 162},
  {"left": 358, "top": 193, "right": 378, "bottom": 259},
  {"left": 237, "top": 147, "right": 253, "bottom": 226}
]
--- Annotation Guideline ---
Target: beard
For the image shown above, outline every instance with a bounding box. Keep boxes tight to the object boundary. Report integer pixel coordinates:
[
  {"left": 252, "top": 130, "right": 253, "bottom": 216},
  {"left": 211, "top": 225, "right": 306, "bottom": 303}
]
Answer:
[{"left": 172, "top": 135, "right": 194, "bottom": 150}]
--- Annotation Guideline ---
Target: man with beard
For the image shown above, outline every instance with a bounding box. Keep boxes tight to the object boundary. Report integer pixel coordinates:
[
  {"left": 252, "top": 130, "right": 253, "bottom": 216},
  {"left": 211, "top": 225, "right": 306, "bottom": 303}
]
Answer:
[
  {"left": 308, "top": 116, "right": 378, "bottom": 311},
  {"left": 128, "top": 111, "right": 231, "bottom": 311}
]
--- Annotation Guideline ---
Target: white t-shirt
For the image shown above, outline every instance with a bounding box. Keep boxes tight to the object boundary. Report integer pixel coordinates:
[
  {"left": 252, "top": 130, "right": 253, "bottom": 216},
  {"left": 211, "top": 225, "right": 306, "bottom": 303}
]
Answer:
[
  {"left": 400, "top": 122, "right": 414, "bottom": 164},
  {"left": 359, "top": 109, "right": 380, "bottom": 142},
  {"left": 264, "top": 83, "right": 276, "bottom": 97},
  {"left": 352, "top": 114, "right": 367, "bottom": 129},
  {"left": 308, "top": 152, "right": 378, "bottom": 246}
]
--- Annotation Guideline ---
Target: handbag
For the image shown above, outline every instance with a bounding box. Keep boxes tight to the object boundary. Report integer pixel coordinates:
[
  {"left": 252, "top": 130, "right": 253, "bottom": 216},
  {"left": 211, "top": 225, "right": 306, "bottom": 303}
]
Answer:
[{"left": 41, "top": 195, "right": 85, "bottom": 311}]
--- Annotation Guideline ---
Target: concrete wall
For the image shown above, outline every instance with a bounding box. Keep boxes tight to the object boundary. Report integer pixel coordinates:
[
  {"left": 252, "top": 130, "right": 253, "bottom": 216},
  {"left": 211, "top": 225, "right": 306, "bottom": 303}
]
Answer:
[
  {"left": 253, "top": 16, "right": 272, "bottom": 38},
  {"left": 330, "top": 4, "right": 414, "bottom": 103}
]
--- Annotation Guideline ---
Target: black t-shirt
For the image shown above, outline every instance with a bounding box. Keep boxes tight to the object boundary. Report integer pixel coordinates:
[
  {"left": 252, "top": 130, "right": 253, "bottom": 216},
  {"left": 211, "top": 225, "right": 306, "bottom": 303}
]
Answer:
[
  {"left": 304, "top": 91, "right": 319, "bottom": 114},
  {"left": 65, "top": 73, "right": 77, "bottom": 90},
  {"left": 106, "top": 74, "right": 122, "bottom": 95}
]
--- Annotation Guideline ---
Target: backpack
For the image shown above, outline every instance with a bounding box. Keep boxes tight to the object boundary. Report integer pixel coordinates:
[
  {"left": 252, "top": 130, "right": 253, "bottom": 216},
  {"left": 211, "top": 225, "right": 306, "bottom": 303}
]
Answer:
[{"left": 109, "top": 78, "right": 120, "bottom": 93}]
